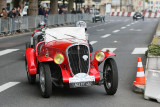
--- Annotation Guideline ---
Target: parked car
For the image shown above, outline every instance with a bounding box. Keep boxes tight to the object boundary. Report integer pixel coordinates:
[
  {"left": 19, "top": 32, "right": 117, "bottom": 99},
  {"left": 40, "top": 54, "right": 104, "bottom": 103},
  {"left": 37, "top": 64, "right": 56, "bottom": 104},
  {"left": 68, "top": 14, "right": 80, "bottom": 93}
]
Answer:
[
  {"left": 25, "top": 27, "right": 118, "bottom": 98},
  {"left": 133, "top": 12, "right": 144, "bottom": 21}
]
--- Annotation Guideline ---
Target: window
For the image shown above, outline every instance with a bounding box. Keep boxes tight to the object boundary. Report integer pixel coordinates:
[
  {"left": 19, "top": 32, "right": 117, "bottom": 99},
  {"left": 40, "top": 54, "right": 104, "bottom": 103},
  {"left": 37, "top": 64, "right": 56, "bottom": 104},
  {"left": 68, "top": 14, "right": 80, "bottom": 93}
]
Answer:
[
  {"left": 156, "top": 1, "right": 158, "bottom": 4},
  {"left": 151, "top": 1, "right": 153, "bottom": 4}
]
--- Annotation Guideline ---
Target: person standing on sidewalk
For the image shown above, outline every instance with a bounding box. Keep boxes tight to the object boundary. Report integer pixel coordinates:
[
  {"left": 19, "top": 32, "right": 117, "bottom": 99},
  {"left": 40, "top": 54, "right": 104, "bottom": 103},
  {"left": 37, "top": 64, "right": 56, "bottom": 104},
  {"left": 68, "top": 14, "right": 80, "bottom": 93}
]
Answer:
[
  {"left": 8, "top": 8, "right": 16, "bottom": 34},
  {"left": 0, "top": 8, "right": 8, "bottom": 34}
]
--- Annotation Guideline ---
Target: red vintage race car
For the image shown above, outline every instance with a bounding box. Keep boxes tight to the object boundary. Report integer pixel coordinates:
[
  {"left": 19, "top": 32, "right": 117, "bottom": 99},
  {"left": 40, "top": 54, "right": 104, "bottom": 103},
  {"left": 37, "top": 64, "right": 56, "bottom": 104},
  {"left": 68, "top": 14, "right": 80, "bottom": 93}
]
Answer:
[{"left": 25, "top": 27, "right": 118, "bottom": 98}]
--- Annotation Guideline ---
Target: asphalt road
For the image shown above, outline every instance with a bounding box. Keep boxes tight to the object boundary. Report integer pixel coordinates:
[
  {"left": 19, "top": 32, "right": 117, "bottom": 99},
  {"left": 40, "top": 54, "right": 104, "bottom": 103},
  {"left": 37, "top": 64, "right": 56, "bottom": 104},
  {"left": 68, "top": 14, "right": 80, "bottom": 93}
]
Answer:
[{"left": 0, "top": 17, "right": 159, "bottom": 107}]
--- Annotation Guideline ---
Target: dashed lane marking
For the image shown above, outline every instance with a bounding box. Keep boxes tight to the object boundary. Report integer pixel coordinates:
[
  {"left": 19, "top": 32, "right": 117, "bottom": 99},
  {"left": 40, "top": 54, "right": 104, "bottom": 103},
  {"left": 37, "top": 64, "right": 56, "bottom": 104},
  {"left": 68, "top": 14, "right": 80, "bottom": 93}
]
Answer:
[
  {"left": 90, "top": 41, "right": 98, "bottom": 45},
  {"left": 127, "top": 25, "right": 131, "bottom": 26},
  {"left": 0, "top": 82, "right": 20, "bottom": 93},
  {"left": 121, "top": 27, "right": 126, "bottom": 29},
  {"left": 113, "top": 30, "right": 120, "bottom": 33},
  {"left": 132, "top": 48, "right": 148, "bottom": 54},
  {"left": 0, "top": 49, "right": 19, "bottom": 56},
  {"left": 101, "top": 48, "right": 117, "bottom": 52},
  {"left": 101, "top": 34, "right": 111, "bottom": 38}
]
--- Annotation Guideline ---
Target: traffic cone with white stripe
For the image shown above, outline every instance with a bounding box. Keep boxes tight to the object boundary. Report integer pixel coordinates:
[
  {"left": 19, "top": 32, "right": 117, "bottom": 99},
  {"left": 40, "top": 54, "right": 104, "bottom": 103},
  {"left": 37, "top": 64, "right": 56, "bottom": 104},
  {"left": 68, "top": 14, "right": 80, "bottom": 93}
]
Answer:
[{"left": 134, "top": 57, "right": 145, "bottom": 85}]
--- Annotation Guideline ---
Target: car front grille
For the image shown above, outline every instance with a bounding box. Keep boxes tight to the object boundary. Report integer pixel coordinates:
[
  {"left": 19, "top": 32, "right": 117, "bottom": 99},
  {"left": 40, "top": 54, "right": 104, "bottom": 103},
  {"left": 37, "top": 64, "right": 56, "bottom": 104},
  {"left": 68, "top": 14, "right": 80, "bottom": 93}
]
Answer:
[{"left": 67, "top": 44, "right": 90, "bottom": 75}]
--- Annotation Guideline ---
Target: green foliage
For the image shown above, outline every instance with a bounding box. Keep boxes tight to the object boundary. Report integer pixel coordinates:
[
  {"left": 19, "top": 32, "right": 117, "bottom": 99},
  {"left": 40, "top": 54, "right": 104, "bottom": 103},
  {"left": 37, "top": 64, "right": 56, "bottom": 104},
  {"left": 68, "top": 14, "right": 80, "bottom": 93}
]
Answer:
[
  {"left": 145, "top": 0, "right": 149, "bottom": 2},
  {"left": 148, "top": 44, "right": 160, "bottom": 56}
]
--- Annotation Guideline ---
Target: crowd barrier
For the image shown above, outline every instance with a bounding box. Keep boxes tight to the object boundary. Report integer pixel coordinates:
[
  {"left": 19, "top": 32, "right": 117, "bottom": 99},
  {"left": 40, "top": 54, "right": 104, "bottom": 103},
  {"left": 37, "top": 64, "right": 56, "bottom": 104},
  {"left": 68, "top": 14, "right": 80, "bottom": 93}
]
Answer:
[
  {"left": 0, "top": 14, "right": 92, "bottom": 36},
  {"left": 110, "top": 12, "right": 160, "bottom": 18}
]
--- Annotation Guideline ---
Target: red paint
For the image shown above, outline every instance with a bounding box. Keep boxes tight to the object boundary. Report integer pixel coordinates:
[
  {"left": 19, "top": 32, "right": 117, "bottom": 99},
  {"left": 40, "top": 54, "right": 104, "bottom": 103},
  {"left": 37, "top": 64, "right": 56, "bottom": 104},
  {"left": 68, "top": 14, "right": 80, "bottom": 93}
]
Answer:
[
  {"left": 127, "top": 12, "right": 131, "bottom": 17},
  {"left": 122, "top": 12, "right": 125, "bottom": 16},
  {"left": 111, "top": 12, "right": 114, "bottom": 16},
  {"left": 117, "top": 12, "right": 120, "bottom": 16},
  {"left": 25, "top": 48, "right": 37, "bottom": 75},
  {"left": 148, "top": 12, "right": 152, "bottom": 18}
]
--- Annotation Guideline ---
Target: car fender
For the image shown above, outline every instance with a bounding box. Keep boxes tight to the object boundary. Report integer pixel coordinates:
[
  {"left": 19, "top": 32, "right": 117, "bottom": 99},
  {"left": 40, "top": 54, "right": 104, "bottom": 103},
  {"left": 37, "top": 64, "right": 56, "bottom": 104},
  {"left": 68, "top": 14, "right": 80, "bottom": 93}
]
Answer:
[
  {"left": 25, "top": 48, "right": 37, "bottom": 75},
  {"left": 39, "top": 56, "right": 53, "bottom": 62}
]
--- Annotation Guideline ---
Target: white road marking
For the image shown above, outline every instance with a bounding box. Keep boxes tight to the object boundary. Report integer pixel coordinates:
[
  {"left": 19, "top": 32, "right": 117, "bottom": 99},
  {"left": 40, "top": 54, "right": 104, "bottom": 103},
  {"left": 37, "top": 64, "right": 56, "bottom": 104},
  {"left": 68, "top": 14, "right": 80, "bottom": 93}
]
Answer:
[
  {"left": 131, "top": 23, "right": 135, "bottom": 24},
  {"left": 90, "top": 41, "right": 97, "bottom": 45},
  {"left": 130, "top": 29, "right": 134, "bottom": 30},
  {"left": 132, "top": 48, "right": 148, "bottom": 54},
  {"left": 127, "top": 25, "right": 131, "bottom": 26},
  {"left": 101, "top": 34, "right": 111, "bottom": 38},
  {"left": 97, "top": 29, "right": 104, "bottom": 31},
  {"left": 0, "top": 49, "right": 19, "bottom": 56},
  {"left": 0, "top": 82, "right": 20, "bottom": 93},
  {"left": 101, "top": 48, "right": 117, "bottom": 52},
  {"left": 121, "top": 27, "right": 126, "bottom": 29},
  {"left": 113, "top": 30, "right": 120, "bottom": 33}
]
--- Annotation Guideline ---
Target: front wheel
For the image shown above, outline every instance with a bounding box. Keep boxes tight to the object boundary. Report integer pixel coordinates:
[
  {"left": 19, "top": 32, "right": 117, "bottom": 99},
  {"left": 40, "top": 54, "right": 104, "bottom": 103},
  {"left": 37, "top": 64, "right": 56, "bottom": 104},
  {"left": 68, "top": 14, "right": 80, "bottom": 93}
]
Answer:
[
  {"left": 39, "top": 63, "right": 52, "bottom": 98},
  {"left": 103, "top": 58, "right": 118, "bottom": 95},
  {"left": 25, "top": 58, "right": 36, "bottom": 84}
]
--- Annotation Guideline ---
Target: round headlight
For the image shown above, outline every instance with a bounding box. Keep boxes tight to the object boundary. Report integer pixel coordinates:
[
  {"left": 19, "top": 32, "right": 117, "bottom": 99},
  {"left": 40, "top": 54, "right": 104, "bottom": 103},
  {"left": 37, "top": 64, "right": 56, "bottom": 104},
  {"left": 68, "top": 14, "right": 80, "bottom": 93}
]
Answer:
[
  {"left": 95, "top": 51, "right": 105, "bottom": 62},
  {"left": 54, "top": 54, "right": 64, "bottom": 64}
]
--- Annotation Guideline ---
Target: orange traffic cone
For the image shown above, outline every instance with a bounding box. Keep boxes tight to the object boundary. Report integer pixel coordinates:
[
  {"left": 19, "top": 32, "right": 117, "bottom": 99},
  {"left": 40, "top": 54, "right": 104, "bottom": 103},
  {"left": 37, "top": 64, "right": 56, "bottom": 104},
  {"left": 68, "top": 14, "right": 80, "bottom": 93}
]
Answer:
[{"left": 134, "top": 57, "right": 145, "bottom": 85}]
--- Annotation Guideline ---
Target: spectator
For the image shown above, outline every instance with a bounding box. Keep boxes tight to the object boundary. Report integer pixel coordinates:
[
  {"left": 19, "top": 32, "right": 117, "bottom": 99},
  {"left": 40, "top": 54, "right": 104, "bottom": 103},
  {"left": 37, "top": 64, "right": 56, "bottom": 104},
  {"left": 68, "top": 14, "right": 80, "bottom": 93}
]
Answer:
[
  {"left": 71, "top": 8, "right": 76, "bottom": 14},
  {"left": 85, "top": 6, "right": 90, "bottom": 14},
  {"left": 39, "top": 6, "right": 44, "bottom": 15},
  {"left": 16, "top": 7, "right": 21, "bottom": 17},
  {"left": 77, "top": 8, "right": 82, "bottom": 14},
  {"left": 8, "top": 8, "right": 16, "bottom": 18},
  {"left": 0, "top": 8, "right": 8, "bottom": 18},
  {"left": 0, "top": 8, "right": 8, "bottom": 34},
  {"left": 44, "top": 8, "right": 50, "bottom": 24},
  {"left": 59, "top": 8, "right": 64, "bottom": 14},
  {"left": 8, "top": 8, "right": 16, "bottom": 34}
]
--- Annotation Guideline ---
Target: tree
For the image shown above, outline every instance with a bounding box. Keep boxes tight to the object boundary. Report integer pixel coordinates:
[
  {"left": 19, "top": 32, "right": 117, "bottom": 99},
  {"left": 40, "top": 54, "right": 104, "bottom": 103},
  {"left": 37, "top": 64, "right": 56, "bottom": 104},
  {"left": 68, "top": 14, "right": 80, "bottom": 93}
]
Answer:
[
  {"left": 13, "top": 0, "right": 20, "bottom": 8},
  {"left": 50, "top": 0, "right": 58, "bottom": 14},
  {"left": 28, "top": 0, "right": 38, "bottom": 16},
  {"left": 0, "top": 0, "right": 6, "bottom": 12},
  {"left": 68, "top": 0, "right": 74, "bottom": 13}
]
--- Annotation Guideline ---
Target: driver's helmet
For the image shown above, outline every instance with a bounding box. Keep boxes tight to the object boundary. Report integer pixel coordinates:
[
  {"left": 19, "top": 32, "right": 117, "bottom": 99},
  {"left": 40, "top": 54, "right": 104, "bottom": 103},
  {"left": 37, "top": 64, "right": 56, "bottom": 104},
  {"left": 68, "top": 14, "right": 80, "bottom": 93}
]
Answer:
[
  {"left": 76, "top": 21, "right": 87, "bottom": 31},
  {"left": 38, "top": 21, "right": 46, "bottom": 29}
]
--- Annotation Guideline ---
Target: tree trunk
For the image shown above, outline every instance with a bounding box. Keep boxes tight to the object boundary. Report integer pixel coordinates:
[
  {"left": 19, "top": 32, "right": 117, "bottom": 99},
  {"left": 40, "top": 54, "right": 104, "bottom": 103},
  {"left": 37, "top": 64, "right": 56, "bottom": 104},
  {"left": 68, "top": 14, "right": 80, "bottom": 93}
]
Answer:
[
  {"left": 68, "top": 0, "right": 74, "bottom": 13},
  {"left": 13, "top": 0, "right": 20, "bottom": 8},
  {"left": 50, "top": 0, "right": 58, "bottom": 14},
  {"left": 0, "top": 0, "right": 6, "bottom": 11},
  {"left": 28, "top": 0, "right": 38, "bottom": 16}
]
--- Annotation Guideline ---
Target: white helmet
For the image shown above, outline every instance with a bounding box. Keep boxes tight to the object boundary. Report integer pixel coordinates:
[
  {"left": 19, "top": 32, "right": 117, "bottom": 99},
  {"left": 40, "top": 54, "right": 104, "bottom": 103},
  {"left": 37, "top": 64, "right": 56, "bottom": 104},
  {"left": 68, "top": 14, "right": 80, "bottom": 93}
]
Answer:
[{"left": 76, "top": 21, "right": 87, "bottom": 31}]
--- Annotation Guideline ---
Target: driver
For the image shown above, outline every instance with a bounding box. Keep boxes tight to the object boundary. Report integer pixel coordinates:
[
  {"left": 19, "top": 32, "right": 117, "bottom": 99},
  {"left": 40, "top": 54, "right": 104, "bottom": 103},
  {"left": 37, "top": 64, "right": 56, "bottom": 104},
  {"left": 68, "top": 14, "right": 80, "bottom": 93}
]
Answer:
[{"left": 75, "top": 21, "right": 93, "bottom": 53}]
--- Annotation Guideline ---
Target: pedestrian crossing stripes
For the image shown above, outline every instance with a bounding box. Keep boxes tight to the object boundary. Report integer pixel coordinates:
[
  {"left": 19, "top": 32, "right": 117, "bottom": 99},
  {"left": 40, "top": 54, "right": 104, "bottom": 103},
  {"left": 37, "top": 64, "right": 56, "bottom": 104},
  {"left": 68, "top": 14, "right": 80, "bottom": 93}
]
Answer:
[{"left": 0, "top": 49, "right": 19, "bottom": 56}]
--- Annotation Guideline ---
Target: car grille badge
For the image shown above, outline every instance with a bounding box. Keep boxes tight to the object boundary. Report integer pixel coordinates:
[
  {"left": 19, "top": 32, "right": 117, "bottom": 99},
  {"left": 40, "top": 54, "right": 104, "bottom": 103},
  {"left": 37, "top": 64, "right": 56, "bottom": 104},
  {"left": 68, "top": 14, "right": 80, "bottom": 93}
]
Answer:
[{"left": 83, "top": 55, "right": 88, "bottom": 61}]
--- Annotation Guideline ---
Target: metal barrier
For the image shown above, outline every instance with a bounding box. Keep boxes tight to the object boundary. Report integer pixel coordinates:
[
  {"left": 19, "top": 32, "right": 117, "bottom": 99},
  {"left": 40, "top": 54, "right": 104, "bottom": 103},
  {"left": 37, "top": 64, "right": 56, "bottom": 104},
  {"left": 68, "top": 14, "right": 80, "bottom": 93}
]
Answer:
[{"left": 0, "top": 14, "right": 91, "bottom": 35}]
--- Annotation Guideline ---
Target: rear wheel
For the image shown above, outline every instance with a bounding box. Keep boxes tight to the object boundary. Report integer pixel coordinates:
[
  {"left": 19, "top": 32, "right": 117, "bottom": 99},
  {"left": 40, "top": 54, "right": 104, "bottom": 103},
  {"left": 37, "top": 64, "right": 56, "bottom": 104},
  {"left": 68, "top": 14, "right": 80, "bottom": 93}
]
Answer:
[
  {"left": 39, "top": 63, "right": 52, "bottom": 98},
  {"left": 103, "top": 58, "right": 118, "bottom": 95}
]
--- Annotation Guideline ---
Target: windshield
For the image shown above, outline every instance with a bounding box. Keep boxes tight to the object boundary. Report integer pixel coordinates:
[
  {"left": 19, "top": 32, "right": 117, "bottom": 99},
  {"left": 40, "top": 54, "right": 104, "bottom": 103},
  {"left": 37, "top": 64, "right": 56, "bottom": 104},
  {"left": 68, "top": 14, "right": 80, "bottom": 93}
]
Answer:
[{"left": 44, "top": 27, "right": 86, "bottom": 43}]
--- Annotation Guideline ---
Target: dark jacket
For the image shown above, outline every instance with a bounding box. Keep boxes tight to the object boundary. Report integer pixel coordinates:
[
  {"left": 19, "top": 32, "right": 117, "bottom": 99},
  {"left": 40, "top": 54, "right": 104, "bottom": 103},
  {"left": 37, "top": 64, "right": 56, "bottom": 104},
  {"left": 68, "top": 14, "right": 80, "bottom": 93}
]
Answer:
[{"left": 8, "top": 11, "right": 16, "bottom": 18}]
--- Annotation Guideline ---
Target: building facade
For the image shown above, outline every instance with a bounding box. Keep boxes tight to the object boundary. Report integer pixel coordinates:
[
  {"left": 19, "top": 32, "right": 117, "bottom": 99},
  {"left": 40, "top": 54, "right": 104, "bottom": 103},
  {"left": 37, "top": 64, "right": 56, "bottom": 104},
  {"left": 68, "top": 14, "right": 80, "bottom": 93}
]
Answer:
[{"left": 146, "top": 0, "right": 160, "bottom": 12}]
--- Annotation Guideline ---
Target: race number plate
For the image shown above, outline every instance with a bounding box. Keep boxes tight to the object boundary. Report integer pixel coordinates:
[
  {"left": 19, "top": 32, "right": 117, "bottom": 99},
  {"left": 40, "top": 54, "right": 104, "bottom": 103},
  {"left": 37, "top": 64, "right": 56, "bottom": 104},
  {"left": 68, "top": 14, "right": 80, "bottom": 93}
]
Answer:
[{"left": 69, "top": 73, "right": 95, "bottom": 88}]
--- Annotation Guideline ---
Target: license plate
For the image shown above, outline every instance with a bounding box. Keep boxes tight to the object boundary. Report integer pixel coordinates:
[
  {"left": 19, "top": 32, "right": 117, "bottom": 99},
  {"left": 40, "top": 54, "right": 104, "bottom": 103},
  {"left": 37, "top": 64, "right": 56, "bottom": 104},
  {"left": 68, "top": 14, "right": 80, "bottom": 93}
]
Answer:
[
  {"left": 69, "top": 81, "right": 94, "bottom": 88},
  {"left": 69, "top": 73, "right": 95, "bottom": 88}
]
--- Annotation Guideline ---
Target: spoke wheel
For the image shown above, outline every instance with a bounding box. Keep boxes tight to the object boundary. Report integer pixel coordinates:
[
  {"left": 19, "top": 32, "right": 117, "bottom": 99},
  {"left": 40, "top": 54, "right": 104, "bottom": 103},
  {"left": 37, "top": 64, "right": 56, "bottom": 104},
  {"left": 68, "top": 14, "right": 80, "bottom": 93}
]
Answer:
[
  {"left": 103, "top": 58, "right": 118, "bottom": 95},
  {"left": 39, "top": 63, "right": 52, "bottom": 98}
]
